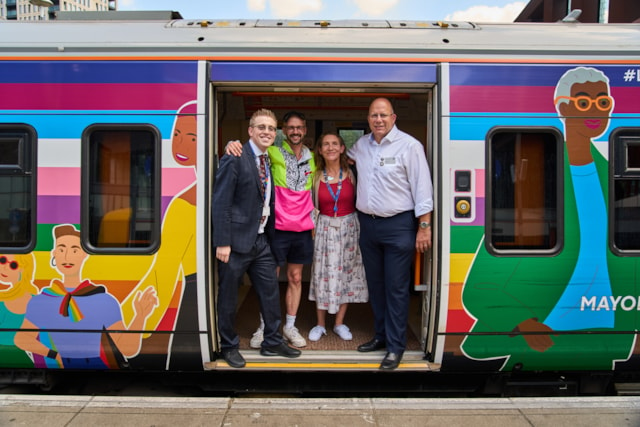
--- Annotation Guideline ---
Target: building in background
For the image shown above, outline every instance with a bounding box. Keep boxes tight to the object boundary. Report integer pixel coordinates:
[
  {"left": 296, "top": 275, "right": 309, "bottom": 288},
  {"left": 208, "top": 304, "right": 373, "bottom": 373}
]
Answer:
[
  {"left": 1, "top": 0, "right": 116, "bottom": 21},
  {"left": 516, "top": 0, "right": 640, "bottom": 23}
]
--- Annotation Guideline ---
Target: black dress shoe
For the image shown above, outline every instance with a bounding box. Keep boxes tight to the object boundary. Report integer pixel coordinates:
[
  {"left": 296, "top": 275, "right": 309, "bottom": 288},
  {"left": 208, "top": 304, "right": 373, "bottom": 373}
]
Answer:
[
  {"left": 379, "top": 351, "right": 403, "bottom": 371},
  {"left": 357, "top": 338, "right": 386, "bottom": 352},
  {"left": 260, "top": 342, "right": 301, "bottom": 358},
  {"left": 221, "top": 348, "right": 246, "bottom": 368}
]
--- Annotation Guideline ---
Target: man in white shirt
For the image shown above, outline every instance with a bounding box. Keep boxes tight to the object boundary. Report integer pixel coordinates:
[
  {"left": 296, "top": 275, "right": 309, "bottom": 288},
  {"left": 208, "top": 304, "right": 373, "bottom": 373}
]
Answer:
[{"left": 348, "top": 98, "right": 433, "bottom": 370}]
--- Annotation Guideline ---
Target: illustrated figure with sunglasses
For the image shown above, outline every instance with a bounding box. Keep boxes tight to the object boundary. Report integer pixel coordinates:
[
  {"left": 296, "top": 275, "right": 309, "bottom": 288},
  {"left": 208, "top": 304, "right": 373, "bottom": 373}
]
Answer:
[
  {"left": 0, "top": 254, "right": 38, "bottom": 367},
  {"left": 461, "top": 67, "right": 638, "bottom": 371},
  {"left": 349, "top": 98, "right": 434, "bottom": 370},
  {"left": 213, "top": 109, "right": 301, "bottom": 368},
  {"left": 226, "top": 111, "right": 316, "bottom": 349},
  {"left": 15, "top": 224, "right": 158, "bottom": 369}
]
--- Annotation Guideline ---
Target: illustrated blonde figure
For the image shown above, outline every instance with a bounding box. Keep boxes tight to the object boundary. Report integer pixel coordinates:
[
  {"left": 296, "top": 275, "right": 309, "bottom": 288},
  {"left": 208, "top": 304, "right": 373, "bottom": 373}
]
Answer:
[{"left": 0, "top": 253, "right": 38, "bottom": 367}]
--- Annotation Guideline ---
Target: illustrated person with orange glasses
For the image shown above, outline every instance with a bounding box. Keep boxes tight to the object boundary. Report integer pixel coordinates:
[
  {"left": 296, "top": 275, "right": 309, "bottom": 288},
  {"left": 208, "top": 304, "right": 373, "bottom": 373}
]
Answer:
[
  {"left": 542, "top": 67, "right": 615, "bottom": 332},
  {"left": 462, "top": 66, "right": 637, "bottom": 372}
]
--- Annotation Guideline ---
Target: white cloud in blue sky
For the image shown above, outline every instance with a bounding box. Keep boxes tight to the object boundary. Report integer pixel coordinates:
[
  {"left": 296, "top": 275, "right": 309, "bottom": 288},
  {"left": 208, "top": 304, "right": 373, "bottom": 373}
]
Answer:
[{"left": 118, "top": 0, "right": 528, "bottom": 22}]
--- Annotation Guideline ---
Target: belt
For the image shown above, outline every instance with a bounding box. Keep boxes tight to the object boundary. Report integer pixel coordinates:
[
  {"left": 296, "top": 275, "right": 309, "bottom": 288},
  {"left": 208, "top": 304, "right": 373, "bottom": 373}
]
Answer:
[{"left": 359, "top": 210, "right": 412, "bottom": 220}]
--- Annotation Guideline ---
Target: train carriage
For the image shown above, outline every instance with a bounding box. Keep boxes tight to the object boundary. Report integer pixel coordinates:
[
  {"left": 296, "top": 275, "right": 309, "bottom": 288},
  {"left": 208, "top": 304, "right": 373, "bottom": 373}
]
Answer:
[{"left": 0, "top": 12, "right": 639, "bottom": 394}]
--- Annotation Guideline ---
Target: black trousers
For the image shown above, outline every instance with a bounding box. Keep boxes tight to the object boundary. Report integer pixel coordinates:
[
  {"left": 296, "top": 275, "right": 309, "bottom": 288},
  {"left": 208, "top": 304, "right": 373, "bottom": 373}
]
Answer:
[{"left": 217, "top": 233, "right": 283, "bottom": 350}]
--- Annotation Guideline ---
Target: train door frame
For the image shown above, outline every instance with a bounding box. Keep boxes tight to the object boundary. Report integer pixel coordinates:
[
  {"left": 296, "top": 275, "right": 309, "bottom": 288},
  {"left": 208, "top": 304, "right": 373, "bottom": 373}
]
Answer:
[{"left": 207, "top": 60, "right": 440, "bottom": 364}]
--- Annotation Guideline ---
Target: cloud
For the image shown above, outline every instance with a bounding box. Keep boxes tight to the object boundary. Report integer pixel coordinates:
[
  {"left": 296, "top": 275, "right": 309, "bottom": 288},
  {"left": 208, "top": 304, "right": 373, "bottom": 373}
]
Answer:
[
  {"left": 267, "top": 0, "right": 323, "bottom": 18},
  {"left": 248, "top": 0, "right": 267, "bottom": 12},
  {"left": 352, "top": 0, "right": 399, "bottom": 17},
  {"left": 446, "top": 2, "right": 526, "bottom": 23}
]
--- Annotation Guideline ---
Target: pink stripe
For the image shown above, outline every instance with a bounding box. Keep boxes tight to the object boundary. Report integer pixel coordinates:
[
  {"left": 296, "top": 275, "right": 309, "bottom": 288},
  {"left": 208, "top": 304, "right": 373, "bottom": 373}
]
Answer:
[
  {"left": 475, "top": 171, "right": 485, "bottom": 198},
  {"left": 38, "top": 167, "right": 80, "bottom": 196},
  {"left": 450, "top": 86, "right": 640, "bottom": 114},
  {"left": 450, "top": 86, "right": 556, "bottom": 113},
  {"left": 162, "top": 168, "right": 196, "bottom": 196},
  {"left": 0, "top": 83, "right": 196, "bottom": 110},
  {"left": 38, "top": 167, "right": 195, "bottom": 197}
]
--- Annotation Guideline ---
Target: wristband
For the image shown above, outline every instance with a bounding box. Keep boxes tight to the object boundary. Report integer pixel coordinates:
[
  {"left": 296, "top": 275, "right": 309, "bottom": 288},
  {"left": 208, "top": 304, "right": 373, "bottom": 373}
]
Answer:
[{"left": 47, "top": 349, "right": 58, "bottom": 359}]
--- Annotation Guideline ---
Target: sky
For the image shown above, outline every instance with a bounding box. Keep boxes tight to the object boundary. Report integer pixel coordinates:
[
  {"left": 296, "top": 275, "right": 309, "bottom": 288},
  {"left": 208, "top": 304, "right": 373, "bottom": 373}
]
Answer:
[{"left": 117, "top": 0, "right": 529, "bottom": 23}]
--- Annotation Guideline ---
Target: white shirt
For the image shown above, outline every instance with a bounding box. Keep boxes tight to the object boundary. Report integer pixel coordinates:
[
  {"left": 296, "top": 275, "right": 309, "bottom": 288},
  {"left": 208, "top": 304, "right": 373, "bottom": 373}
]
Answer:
[
  {"left": 249, "top": 140, "right": 272, "bottom": 234},
  {"left": 348, "top": 125, "right": 433, "bottom": 218}
]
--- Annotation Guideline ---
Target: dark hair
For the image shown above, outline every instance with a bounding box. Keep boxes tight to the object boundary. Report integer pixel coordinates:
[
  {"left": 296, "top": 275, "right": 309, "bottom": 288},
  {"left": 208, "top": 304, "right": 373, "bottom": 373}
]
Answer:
[{"left": 282, "top": 111, "right": 306, "bottom": 123}]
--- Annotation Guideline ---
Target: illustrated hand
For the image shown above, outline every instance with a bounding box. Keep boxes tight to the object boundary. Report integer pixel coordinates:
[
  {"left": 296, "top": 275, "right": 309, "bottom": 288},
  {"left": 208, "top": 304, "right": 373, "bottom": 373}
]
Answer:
[
  {"left": 133, "top": 286, "right": 159, "bottom": 319},
  {"left": 512, "top": 317, "right": 555, "bottom": 352}
]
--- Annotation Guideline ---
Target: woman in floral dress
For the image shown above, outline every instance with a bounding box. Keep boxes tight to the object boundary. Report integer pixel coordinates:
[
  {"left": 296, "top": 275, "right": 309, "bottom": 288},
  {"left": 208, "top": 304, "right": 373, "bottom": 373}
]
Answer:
[{"left": 308, "top": 133, "right": 368, "bottom": 342}]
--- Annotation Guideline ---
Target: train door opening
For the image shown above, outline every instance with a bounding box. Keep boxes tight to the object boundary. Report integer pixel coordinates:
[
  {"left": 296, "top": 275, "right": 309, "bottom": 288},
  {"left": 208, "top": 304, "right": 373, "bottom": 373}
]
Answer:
[{"left": 210, "top": 86, "right": 437, "bottom": 363}]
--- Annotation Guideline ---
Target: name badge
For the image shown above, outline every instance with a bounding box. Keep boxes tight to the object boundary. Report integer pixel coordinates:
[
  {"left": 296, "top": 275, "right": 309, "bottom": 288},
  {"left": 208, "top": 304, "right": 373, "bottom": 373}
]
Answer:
[
  {"left": 329, "top": 217, "right": 341, "bottom": 228},
  {"left": 380, "top": 157, "right": 396, "bottom": 166}
]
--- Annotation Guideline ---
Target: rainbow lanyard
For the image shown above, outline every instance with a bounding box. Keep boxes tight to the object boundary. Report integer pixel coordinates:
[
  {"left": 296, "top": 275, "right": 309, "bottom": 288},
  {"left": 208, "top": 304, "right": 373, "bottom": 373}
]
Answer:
[{"left": 322, "top": 168, "right": 342, "bottom": 217}]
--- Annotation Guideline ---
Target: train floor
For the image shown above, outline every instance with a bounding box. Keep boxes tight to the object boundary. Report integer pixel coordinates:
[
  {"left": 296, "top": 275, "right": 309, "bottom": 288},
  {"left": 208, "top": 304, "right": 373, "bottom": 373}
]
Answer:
[{"left": 234, "top": 280, "right": 423, "bottom": 352}]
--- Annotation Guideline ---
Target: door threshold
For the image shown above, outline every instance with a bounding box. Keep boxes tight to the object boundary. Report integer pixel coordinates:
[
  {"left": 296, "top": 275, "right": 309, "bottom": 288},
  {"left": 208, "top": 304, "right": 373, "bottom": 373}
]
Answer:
[{"left": 204, "top": 350, "right": 440, "bottom": 371}]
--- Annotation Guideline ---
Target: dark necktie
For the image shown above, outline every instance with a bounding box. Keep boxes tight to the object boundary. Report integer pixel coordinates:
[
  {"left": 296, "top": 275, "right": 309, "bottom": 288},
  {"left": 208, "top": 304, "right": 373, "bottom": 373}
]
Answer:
[{"left": 258, "top": 154, "right": 268, "bottom": 198}]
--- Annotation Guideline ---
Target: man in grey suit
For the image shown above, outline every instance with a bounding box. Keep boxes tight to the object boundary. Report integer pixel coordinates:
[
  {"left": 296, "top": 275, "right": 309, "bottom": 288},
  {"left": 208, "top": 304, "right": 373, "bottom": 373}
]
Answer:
[{"left": 212, "top": 108, "right": 301, "bottom": 368}]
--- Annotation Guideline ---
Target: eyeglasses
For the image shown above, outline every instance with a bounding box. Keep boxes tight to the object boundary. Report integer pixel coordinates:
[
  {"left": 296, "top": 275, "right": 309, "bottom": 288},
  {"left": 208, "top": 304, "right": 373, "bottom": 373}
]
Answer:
[
  {"left": 554, "top": 95, "right": 613, "bottom": 112},
  {"left": 369, "top": 113, "right": 394, "bottom": 120},
  {"left": 252, "top": 124, "right": 277, "bottom": 132},
  {"left": 286, "top": 126, "right": 306, "bottom": 132},
  {"left": 0, "top": 256, "right": 19, "bottom": 270}
]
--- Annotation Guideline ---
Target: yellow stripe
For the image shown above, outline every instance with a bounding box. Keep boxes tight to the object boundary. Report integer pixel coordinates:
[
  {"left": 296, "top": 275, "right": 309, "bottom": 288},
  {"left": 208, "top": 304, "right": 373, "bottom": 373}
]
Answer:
[
  {"left": 212, "top": 362, "right": 433, "bottom": 370},
  {"left": 450, "top": 253, "right": 475, "bottom": 283}
]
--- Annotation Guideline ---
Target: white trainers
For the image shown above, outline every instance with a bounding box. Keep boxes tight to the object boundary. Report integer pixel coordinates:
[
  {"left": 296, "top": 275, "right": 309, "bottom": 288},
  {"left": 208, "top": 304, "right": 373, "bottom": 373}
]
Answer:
[
  {"left": 333, "top": 324, "right": 353, "bottom": 341},
  {"left": 308, "top": 325, "right": 327, "bottom": 342},
  {"left": 249, "top": 328, "right": 263, "bottom": 349},
  {"left": 283, "top": 326, "right": 307, "bottom": 347}
]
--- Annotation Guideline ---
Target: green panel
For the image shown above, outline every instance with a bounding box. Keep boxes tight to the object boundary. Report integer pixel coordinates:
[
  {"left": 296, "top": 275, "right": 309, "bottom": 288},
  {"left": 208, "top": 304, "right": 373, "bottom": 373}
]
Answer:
[
  {"left": 35, "top": 223, "right": 80, "bottom": 252},
  {"left": 450, "top": 225, "right": 484, "bottom": 254}
]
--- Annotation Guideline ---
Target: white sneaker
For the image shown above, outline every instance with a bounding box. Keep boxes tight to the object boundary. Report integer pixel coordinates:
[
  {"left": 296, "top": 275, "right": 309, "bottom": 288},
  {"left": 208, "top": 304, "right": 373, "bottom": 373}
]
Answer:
[
  {"left": 283, "top": 326, "right": 307, "bottom": 347},
  {"left": 333, "top": 324, "right": 353, "bottom": 341},
  {"left": 308, "top": 325, "right": 327, "bottom": 342},
  {"left": 249, "top": 328, "right": 263, "bottom": 349}
]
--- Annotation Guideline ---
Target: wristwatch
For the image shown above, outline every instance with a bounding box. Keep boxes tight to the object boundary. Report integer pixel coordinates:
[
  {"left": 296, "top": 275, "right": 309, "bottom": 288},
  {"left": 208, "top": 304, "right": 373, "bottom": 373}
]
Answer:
[{"left": 419, "top": 221, "right": 431, "bottom": 229}]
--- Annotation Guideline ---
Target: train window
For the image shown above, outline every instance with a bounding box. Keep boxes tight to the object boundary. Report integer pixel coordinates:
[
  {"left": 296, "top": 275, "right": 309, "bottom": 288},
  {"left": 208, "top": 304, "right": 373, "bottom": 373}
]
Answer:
[
  {"left": 82, "top": 125, "right": 161, "bottom": 254},
  {"left": 611, "top": 129, "right": 640, "bottom": 252},
  {"left": 0, "top": 125, "right": 36, "bottom": 252},
  {"left": 487, "top": 129, "right": 562, "bottom": 254},
  {"left": 338, "top": 128, "right": 365, "bottom": 149}
]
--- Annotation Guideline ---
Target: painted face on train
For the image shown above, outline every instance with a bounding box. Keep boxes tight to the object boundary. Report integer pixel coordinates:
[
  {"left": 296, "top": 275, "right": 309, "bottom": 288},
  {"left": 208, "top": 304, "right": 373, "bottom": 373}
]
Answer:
[
  {"left": 172, "top": 115, "right": 197, "bottom": 167},
  {"left": 558, "top": 80, "right": 613, "bottom": 139},
  {"left": 248, "top": 116, "right": 278, "bottom": 152},
  {"left": 0, "top": 255, "right": 21, "bottom": 288},
  {"left": 52, "top": 233, "right": 88, "bottom": 279},
  {"left": 367, "top": 98, "right": 397, "bottom": 143}
]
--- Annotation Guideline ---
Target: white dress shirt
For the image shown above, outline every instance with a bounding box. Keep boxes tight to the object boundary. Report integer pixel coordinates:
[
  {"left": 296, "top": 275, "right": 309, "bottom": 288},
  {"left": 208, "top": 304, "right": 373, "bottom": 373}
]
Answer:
[{"left": 348, "top": 125, "right": 433, "bottom": 218}]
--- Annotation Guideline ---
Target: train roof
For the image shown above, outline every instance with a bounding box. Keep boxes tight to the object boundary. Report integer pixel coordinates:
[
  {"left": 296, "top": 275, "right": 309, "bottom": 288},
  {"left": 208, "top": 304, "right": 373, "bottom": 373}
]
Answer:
[{"left": 1, "top": 12, "right": 639, "bottom": 62}]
